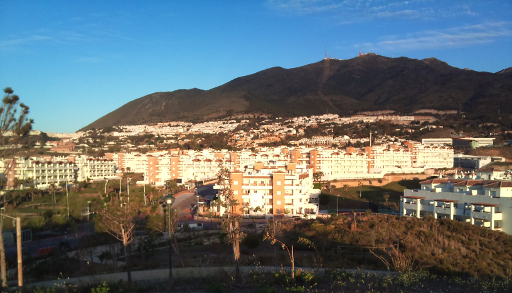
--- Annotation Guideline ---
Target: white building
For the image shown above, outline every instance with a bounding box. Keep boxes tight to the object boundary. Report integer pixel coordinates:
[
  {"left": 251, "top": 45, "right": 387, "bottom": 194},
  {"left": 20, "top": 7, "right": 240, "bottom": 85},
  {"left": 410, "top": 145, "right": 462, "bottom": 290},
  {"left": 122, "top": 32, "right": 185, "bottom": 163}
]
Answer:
[{"left": 401, "top": 178, "right": 512, "bottom": 234}]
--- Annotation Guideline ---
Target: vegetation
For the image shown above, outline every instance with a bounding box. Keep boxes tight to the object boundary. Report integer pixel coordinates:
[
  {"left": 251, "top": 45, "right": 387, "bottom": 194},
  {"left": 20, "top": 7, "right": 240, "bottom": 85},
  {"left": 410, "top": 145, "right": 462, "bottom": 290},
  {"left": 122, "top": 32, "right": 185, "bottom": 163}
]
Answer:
[
  {"left": 0, "top": 87, "right": 34, "bottom": 289},
  {"left": 23, "top": 214, "right": 512, "bottom": 292}
]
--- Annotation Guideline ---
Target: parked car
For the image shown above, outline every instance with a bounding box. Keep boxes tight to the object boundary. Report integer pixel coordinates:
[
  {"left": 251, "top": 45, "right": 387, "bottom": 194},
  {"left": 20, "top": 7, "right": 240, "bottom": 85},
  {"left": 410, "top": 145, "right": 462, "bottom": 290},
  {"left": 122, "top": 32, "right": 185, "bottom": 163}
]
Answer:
[{"left": 256, "top": 222, "right": 267, "bottom": 229}]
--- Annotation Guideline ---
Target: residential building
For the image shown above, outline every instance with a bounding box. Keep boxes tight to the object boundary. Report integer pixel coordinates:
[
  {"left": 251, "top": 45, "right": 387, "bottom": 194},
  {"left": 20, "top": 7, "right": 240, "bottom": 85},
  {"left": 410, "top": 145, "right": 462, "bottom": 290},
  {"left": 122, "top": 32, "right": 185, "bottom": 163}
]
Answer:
[
  {"left": 401, "top": 178, "right": 512, "bottom": 234},
  {"left": 213, "top": 161, "right": 320, "bottom": 218},
  {"left": 0, "top": 155, "right": 115, "bottom": 188}
]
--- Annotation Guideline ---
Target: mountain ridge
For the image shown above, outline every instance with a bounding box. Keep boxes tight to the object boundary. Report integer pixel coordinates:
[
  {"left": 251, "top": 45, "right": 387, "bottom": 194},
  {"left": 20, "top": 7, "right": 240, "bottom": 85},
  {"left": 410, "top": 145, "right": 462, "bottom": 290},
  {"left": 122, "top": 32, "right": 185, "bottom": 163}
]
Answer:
[{"left": 81, "top": 55, "right": 512, "bottom": 131}]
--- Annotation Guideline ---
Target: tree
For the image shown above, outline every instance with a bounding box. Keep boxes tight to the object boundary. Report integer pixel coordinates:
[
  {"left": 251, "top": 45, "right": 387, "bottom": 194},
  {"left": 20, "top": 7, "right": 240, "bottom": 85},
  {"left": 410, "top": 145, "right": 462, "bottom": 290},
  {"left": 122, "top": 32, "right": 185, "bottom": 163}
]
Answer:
[
  {"left": 95, "top": 197, "right": 141, "bottom": 283},
  {"left": 216, "top": 162, "right": 245, "bottom": 278},
  {"left": 165, "top": 179, "right": 178, "bottom": 193},
  {"left": 264, "top": 221, "right": 295, "bottom": 278},
  {"left": 0, "top": 87, "right": 33, "bottom": 288},
  {"left": 313, "top": 171, "right": 324, "bottom": 182},
  {"left": 145, "top": 208, "right": 184, "bottom": 267},
  {"left": 383, "top": 194, "right": 390, "bottom": 202},
  {"left": 49, "top": 183, "right": 57, "bottom": 204}
]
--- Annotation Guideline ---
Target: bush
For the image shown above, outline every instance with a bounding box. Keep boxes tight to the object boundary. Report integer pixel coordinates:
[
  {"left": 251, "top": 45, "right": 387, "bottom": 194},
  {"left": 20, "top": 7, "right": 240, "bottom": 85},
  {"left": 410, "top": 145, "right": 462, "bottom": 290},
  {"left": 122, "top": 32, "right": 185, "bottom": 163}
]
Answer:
[
  {"left": 243, "top": 233, "right": 261, "bottom": 250},
  {"left": 43, "top": 209, "right": 54, "bottom": 219},
  {"left": 205, "top": 281, "right": 225, "bottom": 292}
]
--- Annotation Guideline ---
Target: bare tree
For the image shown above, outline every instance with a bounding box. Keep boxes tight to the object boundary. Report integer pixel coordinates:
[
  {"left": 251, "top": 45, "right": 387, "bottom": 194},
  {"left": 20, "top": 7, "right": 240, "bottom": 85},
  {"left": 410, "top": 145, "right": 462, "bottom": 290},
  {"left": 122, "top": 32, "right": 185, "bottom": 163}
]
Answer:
[
  {"left": 216, "top": 162, "right": 245, "bottom": 278},
  {"left": 264, "top": 220, "right": 295, "bottom": 278},
  {"left": 0, "top": 87, "right": 33, "bottom": 289},
  {"left": 95, "top": 197, "right": 141, "bottom": 283}
]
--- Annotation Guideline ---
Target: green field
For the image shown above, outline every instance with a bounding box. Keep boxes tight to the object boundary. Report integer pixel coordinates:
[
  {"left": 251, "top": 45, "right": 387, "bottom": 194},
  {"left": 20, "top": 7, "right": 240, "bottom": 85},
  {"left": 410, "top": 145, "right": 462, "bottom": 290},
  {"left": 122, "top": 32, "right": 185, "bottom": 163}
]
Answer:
[{"left": 321, "top": 179, "right": 421, "bottom": 212}]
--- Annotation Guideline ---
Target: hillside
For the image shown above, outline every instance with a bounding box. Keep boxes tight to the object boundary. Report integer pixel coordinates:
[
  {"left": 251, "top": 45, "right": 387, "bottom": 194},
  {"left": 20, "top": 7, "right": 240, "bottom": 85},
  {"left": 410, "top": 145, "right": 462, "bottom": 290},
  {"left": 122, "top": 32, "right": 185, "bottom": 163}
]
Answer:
[{"left": 81, "top": 55, "right": 512, "bottom": 130}]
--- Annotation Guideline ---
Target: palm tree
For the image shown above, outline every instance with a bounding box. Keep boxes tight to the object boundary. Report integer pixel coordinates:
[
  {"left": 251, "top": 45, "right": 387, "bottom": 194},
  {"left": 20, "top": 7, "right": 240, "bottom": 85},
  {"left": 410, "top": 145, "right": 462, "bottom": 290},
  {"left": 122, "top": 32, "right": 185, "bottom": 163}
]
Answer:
[{"left": 383, "top": 194, "right": 390, "bottom": 202}]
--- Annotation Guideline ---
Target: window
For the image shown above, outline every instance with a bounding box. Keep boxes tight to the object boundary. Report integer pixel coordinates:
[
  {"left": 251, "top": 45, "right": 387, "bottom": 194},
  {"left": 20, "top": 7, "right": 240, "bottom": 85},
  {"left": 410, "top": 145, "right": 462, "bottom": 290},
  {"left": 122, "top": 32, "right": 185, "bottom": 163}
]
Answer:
[
  {"left": 277, "top": 191, "right": 281, "bottom": 195},
  {"left": 234, "top": 181, "right": 238, "bottom": 185},
  {"left": 277, "top": 200, "right": 281, "bottom": 205},
  {"left": 277, "top": 181, "right": 281, "bottom": 185},
  {"left": 234, "top": 190, "right": 238, "bottom": 195}
]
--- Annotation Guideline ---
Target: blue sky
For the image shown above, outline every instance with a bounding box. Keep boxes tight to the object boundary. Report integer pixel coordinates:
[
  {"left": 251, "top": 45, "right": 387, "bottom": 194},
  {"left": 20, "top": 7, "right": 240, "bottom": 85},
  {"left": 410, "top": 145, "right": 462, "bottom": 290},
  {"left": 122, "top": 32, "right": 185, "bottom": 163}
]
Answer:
[{"left": 1, "top": 0, "right": 511, "bottom": 133}]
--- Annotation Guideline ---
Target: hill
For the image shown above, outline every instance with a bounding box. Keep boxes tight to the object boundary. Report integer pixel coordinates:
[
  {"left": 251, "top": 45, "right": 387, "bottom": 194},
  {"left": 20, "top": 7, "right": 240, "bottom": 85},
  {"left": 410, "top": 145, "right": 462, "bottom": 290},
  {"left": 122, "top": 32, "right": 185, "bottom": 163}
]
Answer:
[{"left": 81, "top": 55, "right": 512, "bottom": 130}]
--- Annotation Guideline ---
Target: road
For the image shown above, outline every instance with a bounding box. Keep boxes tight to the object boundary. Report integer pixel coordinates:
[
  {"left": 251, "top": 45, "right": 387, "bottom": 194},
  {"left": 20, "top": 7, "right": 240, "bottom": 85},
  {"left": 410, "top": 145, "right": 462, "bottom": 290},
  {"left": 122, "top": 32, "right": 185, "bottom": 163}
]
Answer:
[
  {"left": 6, "top": 185, "right": 217, "bottom": 257},
  {"left": 4, "top": 222, "right": 94, "bottom": 258}
]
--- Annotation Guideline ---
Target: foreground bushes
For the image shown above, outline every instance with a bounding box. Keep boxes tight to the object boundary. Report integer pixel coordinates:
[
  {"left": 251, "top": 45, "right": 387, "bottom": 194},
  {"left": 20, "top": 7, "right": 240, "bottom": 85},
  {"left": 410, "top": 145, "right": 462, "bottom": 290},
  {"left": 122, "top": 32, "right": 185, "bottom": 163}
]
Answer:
[{"left": 30, "top": 268, "right": 511, "bottom": 293}]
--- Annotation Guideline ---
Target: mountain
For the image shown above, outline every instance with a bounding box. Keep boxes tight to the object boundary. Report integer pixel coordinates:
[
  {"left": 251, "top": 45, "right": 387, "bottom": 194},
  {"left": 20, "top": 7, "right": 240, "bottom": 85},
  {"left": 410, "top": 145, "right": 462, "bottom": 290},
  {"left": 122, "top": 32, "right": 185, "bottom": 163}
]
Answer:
[{"left": 81, "top": 54, "right": 512, "bottom": 131}]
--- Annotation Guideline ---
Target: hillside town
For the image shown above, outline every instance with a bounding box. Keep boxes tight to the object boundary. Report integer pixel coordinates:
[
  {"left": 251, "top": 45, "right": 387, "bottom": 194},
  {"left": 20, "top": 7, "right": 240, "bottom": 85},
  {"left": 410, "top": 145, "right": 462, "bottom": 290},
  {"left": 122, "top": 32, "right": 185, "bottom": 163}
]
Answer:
[
  {"left": 2, "top": 112, "right": 511, "bottom": 235},
  {"left": 3, "top": 1, "right": 512, "bottom": 291}
]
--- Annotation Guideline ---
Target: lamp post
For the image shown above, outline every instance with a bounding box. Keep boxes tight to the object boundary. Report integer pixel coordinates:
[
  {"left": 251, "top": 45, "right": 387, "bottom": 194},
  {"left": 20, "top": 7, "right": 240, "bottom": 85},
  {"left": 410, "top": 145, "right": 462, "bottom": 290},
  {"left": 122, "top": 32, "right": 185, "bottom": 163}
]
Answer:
[
  {"left": 127, "top": 178, "right": 131, "bottom": 205},
  {"left": 143, "top": 174, "right": 146, "bottom": 206},
  {"left": 0, "top": 213, "right": 23, "bottom": 288},
  {"left": 66, "top": 180, "right": 69, "bottom": 219},
  {"left": 196, "top": 195, "right": 200, "bottom": 222},
  {"left": 87, "top": 201, "right": 91, "bottom": 222},
  {"left": 165, "top": 196, "right": 175, "bottom": 281}
]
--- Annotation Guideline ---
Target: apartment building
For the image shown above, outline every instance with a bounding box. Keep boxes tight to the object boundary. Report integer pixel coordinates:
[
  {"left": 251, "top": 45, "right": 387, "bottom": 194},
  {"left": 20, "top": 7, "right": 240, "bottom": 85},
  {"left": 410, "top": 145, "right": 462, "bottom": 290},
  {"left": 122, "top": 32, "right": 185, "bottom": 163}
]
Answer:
[
  {"left": 408, "top": 144, "right": 454, "bottom": 169},
  {"left": 1, "top": 156, "right": 75, "bottom": 188},
  {"left": 75, "top": 155, "right": 116, "bottom": 181},
  {"left": 401, "top": 178, "right": 512, "bottom": 234},
  {"left": 0, "top": 155, "right": 115, "bottom": 188},
  {"left": 422, "top": 137, "right": 495, "bottom": 147},
  {"left": 214, "top": 162, "right": 320, "bottom": 218},
  {"left": 109, "top": 142, "right": 454, "bottom": 186}
]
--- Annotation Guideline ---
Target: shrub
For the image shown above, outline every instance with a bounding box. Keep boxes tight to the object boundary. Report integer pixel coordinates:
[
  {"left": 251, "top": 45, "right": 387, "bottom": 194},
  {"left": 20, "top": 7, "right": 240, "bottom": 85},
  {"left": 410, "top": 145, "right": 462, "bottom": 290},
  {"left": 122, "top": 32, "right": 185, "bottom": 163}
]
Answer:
[{"left": 205, "top": 281, "right": 225, "bottom": 292}]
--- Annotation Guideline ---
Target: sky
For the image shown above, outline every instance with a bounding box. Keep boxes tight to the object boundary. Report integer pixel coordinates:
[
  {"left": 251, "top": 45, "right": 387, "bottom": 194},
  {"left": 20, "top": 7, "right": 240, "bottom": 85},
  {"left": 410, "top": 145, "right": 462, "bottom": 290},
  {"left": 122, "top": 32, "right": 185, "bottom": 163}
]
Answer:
[{"left": 1, "top": 0, "right": 511, "bottom": 133}]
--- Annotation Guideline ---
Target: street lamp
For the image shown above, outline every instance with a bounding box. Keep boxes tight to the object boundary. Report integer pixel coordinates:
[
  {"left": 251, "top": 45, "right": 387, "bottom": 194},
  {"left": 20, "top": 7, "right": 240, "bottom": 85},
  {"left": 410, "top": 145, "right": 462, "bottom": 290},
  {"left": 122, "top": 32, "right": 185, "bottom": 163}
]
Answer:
[
  {"left": 196, "top": 195, "right": 200, "bottom": 222},
  {"left": 127, "top": 178, "right": 131, "bottom": 205},
  {"left": 87, "top": 200, "right": 91, "bottom": 222},
  {"left": 164, "top": 196, "right": 175, "bottom": 281},
  {"left": 65, "top": 180, "right": 70, "bottom": 219},
  {"left": 0, "top": 213, "right": 23, "bottom": 288}
]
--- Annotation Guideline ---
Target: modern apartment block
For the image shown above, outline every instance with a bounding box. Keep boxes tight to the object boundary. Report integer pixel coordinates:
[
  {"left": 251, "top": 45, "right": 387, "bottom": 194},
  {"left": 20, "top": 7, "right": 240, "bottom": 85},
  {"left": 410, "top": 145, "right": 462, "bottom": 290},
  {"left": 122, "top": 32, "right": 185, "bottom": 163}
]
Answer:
[
  {"left": 213, "top": 161, "right": 320, "bottom": 218},
  {"left": 107, "top": 142, "right": 454, "bottom": 186},
  {"left": 0, "top": 155, "right": 116, "bottom": 188},
  {"left": 401, "top": 178, "right": 512, "bottom": 234},
  {"left": 74, "top": 156, "right": 117, "bottom": 182}
]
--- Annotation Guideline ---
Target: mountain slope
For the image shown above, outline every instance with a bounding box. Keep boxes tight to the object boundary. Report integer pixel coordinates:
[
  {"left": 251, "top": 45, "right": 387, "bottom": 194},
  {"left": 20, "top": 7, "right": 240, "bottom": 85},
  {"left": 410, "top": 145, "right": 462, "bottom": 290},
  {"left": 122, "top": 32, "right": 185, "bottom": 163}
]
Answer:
[{"left": 81, "top": 55, "right": 512, "bottom": 130}]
